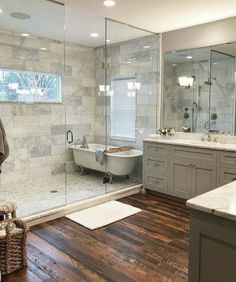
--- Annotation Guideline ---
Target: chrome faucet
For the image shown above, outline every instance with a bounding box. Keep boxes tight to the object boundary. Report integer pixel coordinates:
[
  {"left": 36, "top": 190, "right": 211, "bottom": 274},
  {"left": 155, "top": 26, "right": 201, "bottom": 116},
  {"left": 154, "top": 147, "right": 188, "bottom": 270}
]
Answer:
[
  {"left": 201, "top": 132, "right": 218, "bottom": 143},
  {"left": 201, "top": 132, "right": 212, "bottom": 142},
  {"left": 81, "top": 136, "right": 89, "bottom": 149},
  {"left": 75, "top": 136, "right": 89, "bottom": 149}
]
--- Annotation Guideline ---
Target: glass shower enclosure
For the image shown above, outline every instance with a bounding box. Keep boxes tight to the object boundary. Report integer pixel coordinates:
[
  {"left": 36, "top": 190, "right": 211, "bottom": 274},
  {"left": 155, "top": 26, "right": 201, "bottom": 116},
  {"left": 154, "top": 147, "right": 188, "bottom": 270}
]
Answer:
[{"left": 0, "top": 0, "right": 159, "bottom": 218}]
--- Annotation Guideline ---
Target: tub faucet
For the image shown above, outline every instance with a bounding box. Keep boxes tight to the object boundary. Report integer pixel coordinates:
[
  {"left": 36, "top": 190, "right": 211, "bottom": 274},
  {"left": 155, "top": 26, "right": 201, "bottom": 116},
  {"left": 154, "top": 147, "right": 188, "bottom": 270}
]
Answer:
[
  {"left": 74, "top": 136, "right": 89, "bottom": 149},
  {"left": 80, "top": 136, "right": 89, "bottom": 149}
]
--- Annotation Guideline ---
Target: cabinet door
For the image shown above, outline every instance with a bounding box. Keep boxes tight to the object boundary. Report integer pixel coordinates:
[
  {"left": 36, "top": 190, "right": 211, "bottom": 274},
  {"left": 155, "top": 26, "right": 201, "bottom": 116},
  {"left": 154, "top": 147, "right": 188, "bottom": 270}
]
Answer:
[
  {"left": 219, "top": 167, "right": 236, "bottom": 186},
  {"left": 192, "top": 162, "right": 217, "bottom": 196},
  {"left": 169, "top": 158, "right": 192, "bottom": 199}
]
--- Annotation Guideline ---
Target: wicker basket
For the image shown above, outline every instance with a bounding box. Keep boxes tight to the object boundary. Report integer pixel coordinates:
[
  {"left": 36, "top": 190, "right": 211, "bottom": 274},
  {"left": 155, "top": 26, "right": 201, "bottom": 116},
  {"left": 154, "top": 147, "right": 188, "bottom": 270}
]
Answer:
[{"left": 0, "top": 219, "right": 28, "bottom": 275}]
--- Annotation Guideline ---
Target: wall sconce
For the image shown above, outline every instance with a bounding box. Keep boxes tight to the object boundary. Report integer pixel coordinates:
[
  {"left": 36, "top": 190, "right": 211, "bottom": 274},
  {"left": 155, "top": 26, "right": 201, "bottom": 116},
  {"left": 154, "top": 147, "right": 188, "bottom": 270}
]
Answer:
[
  {"left": 98, "top": 85, "right": 113, "bottom": 96},
  {"left": 178, "top": 76, "right": 195, "bottom": 88}
]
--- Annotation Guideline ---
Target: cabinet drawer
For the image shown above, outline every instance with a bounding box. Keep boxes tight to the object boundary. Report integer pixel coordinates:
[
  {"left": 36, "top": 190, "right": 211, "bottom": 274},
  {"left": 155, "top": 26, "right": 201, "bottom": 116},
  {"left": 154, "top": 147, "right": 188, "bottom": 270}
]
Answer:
[
  {"left": 220, "top": 151, "right": 236, "bottom": 167},
  {"left": 144, "top": 142, "right": 168, "bottom": 158},
  {"left": 171, "top": 146, "right": 217, "bottom": 163},
  {"left": 144, "top": 174, "right": 167, "bottom": 192},
  {"left": 144, "top": 156, "right": 167, "bottom": 176},
  {"left": 219, "top": 167, "right": 236, "bottom": 185}
]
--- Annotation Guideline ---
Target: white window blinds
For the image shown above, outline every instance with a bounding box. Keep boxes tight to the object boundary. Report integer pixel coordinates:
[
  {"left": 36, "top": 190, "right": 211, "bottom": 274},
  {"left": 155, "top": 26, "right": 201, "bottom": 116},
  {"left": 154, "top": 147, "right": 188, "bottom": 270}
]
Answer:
[{"left": 110, "top": 77, "right": 136, "bottom": 140}]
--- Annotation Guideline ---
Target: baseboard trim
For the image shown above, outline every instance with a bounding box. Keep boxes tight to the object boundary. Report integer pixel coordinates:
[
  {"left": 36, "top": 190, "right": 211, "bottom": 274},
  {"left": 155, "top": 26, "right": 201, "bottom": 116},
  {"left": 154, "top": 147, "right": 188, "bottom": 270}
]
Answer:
[{"left": 24, "top": 185, "right": 142, "bottom": 226}]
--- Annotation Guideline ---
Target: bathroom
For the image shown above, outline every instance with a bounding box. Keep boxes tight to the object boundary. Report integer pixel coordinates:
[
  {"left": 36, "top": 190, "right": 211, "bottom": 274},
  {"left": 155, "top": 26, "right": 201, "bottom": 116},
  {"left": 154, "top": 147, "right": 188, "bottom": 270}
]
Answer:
[{"left": 1, "top": 0, "right": 236, "bottom": 281}]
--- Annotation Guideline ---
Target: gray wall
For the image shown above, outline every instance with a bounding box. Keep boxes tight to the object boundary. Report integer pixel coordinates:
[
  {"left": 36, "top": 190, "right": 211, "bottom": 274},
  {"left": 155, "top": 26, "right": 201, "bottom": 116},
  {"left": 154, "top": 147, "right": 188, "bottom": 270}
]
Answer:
[{"left": 163, "top": 16, "right": 236, "bottom": 52}]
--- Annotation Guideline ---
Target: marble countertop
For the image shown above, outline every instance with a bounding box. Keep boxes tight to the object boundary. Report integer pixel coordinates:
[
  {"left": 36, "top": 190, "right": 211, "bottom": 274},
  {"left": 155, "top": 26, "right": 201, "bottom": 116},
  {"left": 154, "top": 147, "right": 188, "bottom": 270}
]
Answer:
[
  {"left": 187, "top": 181, "right": 236, "bottom": 221},
  {"left": 144, "top": 138, "right": 236, "bottom": 152}
]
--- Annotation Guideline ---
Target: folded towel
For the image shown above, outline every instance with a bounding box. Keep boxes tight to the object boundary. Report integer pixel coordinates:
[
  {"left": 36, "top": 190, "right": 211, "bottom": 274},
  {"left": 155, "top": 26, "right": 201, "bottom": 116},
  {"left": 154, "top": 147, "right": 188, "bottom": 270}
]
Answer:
[
  {"left": 95, "top": 150, "right": 106, "bottom": 165},
  {"left": 0, "top": 118, "right": 9, "bottom": 173}
]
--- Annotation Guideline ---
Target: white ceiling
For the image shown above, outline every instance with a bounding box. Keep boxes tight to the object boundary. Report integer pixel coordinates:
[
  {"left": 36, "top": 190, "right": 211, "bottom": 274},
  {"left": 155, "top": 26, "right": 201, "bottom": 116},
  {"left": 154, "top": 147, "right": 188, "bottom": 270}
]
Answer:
[
  {"left": 67, "top": 0, "right": 236, "bottom": 33},
  {"left": 0, "top": 0, "right": 236, "bottom": 47}
]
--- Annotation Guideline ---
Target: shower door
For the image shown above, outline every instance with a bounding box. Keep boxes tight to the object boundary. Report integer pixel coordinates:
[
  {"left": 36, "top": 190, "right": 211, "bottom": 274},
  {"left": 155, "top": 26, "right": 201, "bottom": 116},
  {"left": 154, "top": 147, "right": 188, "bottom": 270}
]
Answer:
[
  {"left": 209, "top": 50, "right": 235, "bottom": 134},
  {"left": 64, "top": 17, "right": 160, "bottom": 202},
  {"left": 64, "top": 18, "right": 108, "bottom": 204}
]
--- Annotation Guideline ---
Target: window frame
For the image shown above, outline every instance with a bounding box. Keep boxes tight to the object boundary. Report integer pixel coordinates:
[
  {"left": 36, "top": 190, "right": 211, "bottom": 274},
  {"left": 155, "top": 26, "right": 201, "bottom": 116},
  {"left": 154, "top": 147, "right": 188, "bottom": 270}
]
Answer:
[
  {"left": 0, "top": 67, "right": 62, "bottom": 104},
  {"left": 110, "top": 76, "right": 137, "bottom": 142}
]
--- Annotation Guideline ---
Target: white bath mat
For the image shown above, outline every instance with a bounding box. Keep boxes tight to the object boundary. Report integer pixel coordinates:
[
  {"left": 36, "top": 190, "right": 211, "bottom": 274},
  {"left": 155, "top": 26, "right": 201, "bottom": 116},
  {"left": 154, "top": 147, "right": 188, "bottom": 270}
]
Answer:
[{"left": 66, "top": 201, "right": 141, "bottom": 230}]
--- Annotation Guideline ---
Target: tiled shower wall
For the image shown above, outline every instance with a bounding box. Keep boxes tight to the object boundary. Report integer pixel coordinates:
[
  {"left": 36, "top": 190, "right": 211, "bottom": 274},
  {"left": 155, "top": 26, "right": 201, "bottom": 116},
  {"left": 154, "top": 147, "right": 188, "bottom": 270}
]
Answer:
[
  {"left": 0, "top": 30, "right": 95, "bottom": 185},
  {"left": 94, "top": 35, "right": 160, "bottom": 150}
]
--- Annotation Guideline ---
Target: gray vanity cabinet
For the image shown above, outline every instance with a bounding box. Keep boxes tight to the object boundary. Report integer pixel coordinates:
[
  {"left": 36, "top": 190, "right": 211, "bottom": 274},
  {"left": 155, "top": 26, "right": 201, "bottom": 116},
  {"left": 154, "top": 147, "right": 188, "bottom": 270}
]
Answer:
[{"left": 143, "top": 141, "right": 218, "bottom": 199}]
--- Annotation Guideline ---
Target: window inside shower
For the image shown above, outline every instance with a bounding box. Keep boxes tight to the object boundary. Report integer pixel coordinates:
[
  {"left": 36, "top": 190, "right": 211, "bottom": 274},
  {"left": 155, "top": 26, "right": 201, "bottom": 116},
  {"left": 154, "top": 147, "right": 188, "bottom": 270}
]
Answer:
[{"left": 0, "top": 68, "right": 61, "bottom": 103}]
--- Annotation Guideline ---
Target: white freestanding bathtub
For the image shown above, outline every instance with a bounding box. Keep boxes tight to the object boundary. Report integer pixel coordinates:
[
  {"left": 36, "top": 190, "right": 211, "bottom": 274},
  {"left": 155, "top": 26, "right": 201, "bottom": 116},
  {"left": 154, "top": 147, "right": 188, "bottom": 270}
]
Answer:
[{"left": 71, "top": 144, "right": 142, "bottom": 180}]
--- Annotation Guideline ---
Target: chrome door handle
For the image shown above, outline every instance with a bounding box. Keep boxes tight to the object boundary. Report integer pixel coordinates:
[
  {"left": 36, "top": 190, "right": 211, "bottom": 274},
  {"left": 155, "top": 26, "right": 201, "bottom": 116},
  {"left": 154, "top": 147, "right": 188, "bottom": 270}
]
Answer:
[{"left": 66, "top": 130, "right": 73, "bottom": 144}]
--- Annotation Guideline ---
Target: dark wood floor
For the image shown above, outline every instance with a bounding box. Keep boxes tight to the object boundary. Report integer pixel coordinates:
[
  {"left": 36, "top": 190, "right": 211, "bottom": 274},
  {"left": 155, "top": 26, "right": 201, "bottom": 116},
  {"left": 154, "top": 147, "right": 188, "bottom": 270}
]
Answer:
[{"left": 3, "top": 193, "right": 189, "bottom": 282}]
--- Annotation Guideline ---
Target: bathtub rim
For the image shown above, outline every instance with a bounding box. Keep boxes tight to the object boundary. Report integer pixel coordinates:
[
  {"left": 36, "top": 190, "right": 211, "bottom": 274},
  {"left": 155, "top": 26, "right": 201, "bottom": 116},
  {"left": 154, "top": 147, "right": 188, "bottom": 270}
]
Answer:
[{"left": 70, "top": 144, "right": 143, "bottom": 158}]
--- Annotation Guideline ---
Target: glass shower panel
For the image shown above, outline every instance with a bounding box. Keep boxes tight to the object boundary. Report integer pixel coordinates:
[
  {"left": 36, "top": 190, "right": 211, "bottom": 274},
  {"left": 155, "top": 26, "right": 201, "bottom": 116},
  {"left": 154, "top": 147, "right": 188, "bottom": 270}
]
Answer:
[
  {"left": 65, "top": 17, "right": 108, "bottom": 204},
  {"left": 210, "top": 50, "right": 235, "bottom": 134},
  {"left": 105, "top": 19, "right": 159, "bottom": 192},
  {"left": 0, "top": 0, "right": 66, "bottom": 217}
]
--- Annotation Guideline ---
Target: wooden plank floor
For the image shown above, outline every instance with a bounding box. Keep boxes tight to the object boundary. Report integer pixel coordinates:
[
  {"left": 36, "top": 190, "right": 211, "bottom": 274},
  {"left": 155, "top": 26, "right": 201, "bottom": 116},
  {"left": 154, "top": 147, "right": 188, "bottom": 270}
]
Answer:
[{"left": 3, "top": 194, "right": 189, "bottom": 282}]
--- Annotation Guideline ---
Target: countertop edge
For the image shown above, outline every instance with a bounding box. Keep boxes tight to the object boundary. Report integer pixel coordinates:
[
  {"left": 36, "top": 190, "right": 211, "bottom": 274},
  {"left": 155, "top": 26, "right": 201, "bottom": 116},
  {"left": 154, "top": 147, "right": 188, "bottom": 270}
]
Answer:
[{"left": 143, "top": 138, "right": 236, "bottom": 152}]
